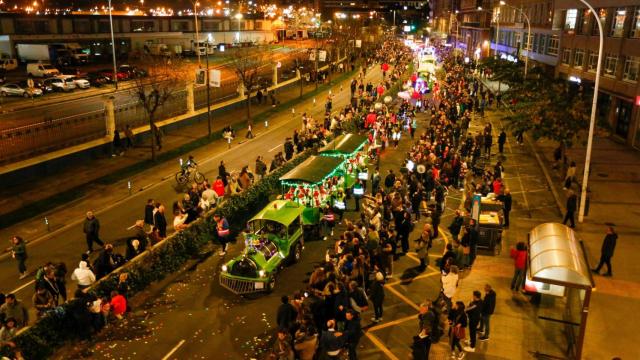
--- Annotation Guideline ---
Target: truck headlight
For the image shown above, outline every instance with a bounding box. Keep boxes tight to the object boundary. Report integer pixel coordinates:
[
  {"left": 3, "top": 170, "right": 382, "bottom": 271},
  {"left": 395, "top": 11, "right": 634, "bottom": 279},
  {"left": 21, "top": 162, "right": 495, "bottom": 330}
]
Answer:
[
  {"left": 221, "top": 264, "right": 228, "bottom": 272},
  {"left": 259, "top": 270, "right": 266, "bottom": 277}
]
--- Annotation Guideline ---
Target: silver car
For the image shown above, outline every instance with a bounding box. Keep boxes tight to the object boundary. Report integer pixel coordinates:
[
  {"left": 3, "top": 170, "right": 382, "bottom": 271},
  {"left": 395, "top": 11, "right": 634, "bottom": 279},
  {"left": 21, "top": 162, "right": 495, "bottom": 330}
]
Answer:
[
  {"left": 44, "top": 77, "right": 76, "bottom": 92},
  {"left": 0, "top": 83, "right": 43, "bottom": 98}
]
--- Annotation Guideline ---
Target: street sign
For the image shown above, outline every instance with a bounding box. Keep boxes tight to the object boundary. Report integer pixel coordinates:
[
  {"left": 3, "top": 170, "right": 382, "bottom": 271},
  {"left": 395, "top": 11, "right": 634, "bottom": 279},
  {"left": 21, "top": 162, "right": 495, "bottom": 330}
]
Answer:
[
  {"left": 209, "top": 69, "right": 221, "bottom": 88},
  {"left": 318, "top": 50, "right": 327, "bottom": 62},
  {"left": 309, "top": 51, "right": 316, "bottom": 61},
  {"left": 195, "top": 69, "right": 206, "bottom": 86},
  {"left": 355, "top": 40, "right": 362, "bottom": 48}
]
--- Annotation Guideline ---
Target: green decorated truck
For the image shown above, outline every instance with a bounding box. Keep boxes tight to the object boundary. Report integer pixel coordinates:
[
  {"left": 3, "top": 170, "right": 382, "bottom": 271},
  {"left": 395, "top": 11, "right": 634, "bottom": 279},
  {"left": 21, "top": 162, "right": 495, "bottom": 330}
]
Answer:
[{"left": 219, "top": 200, "right": 304, "bottom": 294}]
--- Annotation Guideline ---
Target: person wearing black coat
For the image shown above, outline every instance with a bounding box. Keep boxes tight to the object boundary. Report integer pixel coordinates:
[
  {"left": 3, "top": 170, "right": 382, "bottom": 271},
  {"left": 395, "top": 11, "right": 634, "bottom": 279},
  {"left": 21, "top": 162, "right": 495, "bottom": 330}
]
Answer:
[
  {"left": 464, "top": 291, "right": 483, "bottom": 351},
  {"left": 497, "top": 189, "right": 512, "bottom": 228},
  {"left": 320, "top": 320, "right": 344, "bottom": 359},
  {"left": 344, "top": 310, "right": 363, "bottom": 360},
  {"left": 497, "top": 129, "right": 507, "bottom": 154},
  {"left": 479, "top": 284, "right": 496, "bottom": 340},
  {"left": 144, "top": 199, "right": 155, "bottom": 231},
  {"left": 368, "top": 272, "right": 385, "bottom": 322},
  {"left": 468, "top": 219, "right": 479, "bottom": 266},
  {"left": 276, "top": 295, "right": 298, "bottom": 334},
  {"left": 153, "top": 203, "right": 168, "bottom": 238},
  {"left": 563, "top": 190, "right": 578, "bottom": 228},
  {"left": 411, "top": 328, "right": 432, "bottom": 360},
  {"left": 592, "top": 227, "right": 618, "bottom": 277}
]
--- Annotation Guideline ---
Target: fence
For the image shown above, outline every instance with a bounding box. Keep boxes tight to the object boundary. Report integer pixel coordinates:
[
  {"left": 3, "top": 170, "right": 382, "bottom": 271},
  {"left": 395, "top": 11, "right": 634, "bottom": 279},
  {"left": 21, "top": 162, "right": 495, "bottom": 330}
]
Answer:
[
  {"left": 193, "top": 80, "right": 240, "bottom": 110},
  {"left": 114, "top": 90, "right": 189, "bottom": 130},
  {"left": 0, "top": 110, "right": 106, "bottom": 165}
]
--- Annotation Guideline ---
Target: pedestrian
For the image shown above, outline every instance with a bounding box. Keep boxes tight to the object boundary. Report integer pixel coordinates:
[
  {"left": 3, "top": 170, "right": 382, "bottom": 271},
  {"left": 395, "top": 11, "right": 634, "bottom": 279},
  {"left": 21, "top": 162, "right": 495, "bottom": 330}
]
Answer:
[
  {"left": 271, "top": 328, "right": 294, "bottom": 360},
  {"left": 71, "top": 260, "right": 96, "bottom": 291},
  {"left": 478, "top": 284, "right": 496, "bottom": 341},
  {"left": 218, "top": 160, "right": 229, "bottom": 186},
  {"left": 154, "top": 203, "right": 168, "bottom": 238},
  {"left": 124, "top": 125, "right": 135, "bottom": 148},
  {"left": 255, "top": 156, "right": 267, "bottom": 180},
  {"left": 0, "top": 294, "right": 29, "bottom": 328},
  {"left": 37, "top": 268, "right": 61, "bottom": 306},
  {"left": 112, "top": 129, "right": 124, "bottom": 156},
  {"left": 83, "top": 211, "right": 105, "bottom": 254},
  {"left": 10, "top": 236, "right": 27, "bottom": 279},
  {"left": 563, "top": 161, "right": 577, "bottom": 190},
  {"left": 154, "top": 124, "right": 163, "bottom": 150},
  {"left": 468, "top": 219, "right": 479, "bottom": 267},
  {"left": 497, "top": 129, "right": 506, "bottom": 154},
  {"left": 368, "top": 271, "right": 385, "bottom": 322},
  {"left": 371, "top": 167, "right": 381, "bottom": 193},
  {"left": 276, "top": 295, "right": 298, "bottom": 334},
  {"left": 418, "top": 301, "right": 439, "bottom": 341},
  {"left": 320, "top": 319, "right": 344, "bottom": 359},
  {"left": 448, "top": 301, "right": 467, "bottom": 359},
  {"left": 144, "top": 199, "right": 155, "bottom": 232},
  {"left": 441, "top": 265, "right": 459, "bottom": 311},
  {"left": 384, "top": 169, "right": 395, "bottom": 191},
  {"left": 592, "top": 226, "right": 618, "bottom": 277},
  {"left": 246, "top": 122, "right": 254, "bottom": 139},
  {"left": 54, "top": 262, "right": 68, "bottom": 303},
  {"left": 110, "top": 290, "right": 127, "bottom": 320},
  {"left": 214, "top": 213, "right": 231, "bottom": 256},
  {"left": 344, "top": 310, "right": 363, "bottom": 360},
  {"left": 463, "top": 290, "right": 483, "bottom": 353},
  {"left": 415, "top": 224, "right": 432, "bottom": 271},
  {"left": 32, "top": 285, "right": 55, "bottom": 319},
  {"left": 498, "top": 188, "right": 512, "bottom": 228},
  {"left": 132, "top": 219, "right": 149, "bottom": 251},
  {"left": 411, "top": 328, "right": 432, "bottom": 360},
  {"left": 510, "top": 242, "right": 528, "bottom": 291},
  {"left": 562, "top": 190, "right": 577, "bottom": 228},
  {"left": 448, "top": 210, "right": 464, "bottom": 243}
]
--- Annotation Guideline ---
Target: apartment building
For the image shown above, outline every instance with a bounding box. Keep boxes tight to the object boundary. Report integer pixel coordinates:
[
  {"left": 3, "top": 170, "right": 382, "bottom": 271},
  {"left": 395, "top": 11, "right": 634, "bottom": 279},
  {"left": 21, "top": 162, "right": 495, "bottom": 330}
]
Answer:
[{"left": 555, "top": 0, "right": 640, "bottom": 148}]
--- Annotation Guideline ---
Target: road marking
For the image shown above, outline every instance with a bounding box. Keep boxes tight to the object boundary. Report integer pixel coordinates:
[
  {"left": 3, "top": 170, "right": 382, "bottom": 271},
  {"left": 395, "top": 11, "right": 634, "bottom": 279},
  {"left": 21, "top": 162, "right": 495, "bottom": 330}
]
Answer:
[
  {"left": 364, "top": 332, "right": 400, "bottom": 360},
  {"left": 268, "top": 144, "right": 281, "bottom": 152},
  {"left": 385, "top": 284, "right": 420, "bottom": 311},
  {"left": 367, "top": 314, "right": 417, "bottom": 332},
  {"left": 161, "top": 339, "right": 185, "bottom": 360},
  {"left": 10, "top": 279, "right": 35, "bottom": 294},
  {"left": 385, "top": 270, "right": 440, "bottom": 287}
]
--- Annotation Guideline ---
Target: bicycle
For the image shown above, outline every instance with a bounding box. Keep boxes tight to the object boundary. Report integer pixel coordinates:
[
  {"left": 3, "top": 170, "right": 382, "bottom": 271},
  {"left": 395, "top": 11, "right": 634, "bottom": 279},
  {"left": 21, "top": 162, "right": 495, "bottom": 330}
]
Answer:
[{"left": 175, "top": 165, "right": 205, "bottom": 186}]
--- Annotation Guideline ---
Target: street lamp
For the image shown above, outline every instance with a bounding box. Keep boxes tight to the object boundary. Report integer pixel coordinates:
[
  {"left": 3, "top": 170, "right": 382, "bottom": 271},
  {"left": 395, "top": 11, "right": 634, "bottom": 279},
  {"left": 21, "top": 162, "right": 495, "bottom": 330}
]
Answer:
[
  {"left": 498, "top": 1, "right": 531, "bottom": 78},
  {"left": 235, "top": 13, "right": 243, "bottom": 31},
  {"left": 107, "top": 0, "right": 118, "bottom": 90},
  {"left": 578, "top": 0, "right": 604, "bottom": 225},
  {"left": 193, "top": 1, "right": 201, "bottom": 66}
]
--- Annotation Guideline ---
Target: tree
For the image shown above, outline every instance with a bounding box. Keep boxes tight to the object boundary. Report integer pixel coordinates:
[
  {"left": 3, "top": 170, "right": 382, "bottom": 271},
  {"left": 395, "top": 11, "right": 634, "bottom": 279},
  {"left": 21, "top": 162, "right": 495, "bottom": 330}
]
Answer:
[
  {"left": 227, "top": 45, "right": 273, "bottom": 123},
  {"left": 131, "top": 55, "right": 189, "bottom": 161}
]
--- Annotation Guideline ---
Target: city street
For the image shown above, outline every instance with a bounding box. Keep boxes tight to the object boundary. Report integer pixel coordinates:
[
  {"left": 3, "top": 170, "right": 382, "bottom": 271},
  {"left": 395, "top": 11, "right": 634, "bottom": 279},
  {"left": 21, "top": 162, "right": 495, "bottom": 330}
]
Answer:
[{"left": 0, "top": 65, "right": 386, "bottom": 327}]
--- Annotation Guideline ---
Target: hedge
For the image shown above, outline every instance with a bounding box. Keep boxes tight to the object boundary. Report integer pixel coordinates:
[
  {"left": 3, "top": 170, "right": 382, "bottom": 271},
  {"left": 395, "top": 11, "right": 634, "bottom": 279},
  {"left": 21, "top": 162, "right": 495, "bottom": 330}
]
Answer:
[{"left": 0, "top": 148, "right": 316, "bottom": 360}]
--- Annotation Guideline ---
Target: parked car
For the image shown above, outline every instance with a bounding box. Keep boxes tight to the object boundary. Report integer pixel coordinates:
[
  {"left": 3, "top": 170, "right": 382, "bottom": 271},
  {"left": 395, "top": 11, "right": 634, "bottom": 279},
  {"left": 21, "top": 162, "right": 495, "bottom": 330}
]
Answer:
[
  {"left": 0, "top": 58, "right": 18, "bottom": 71},
  {"left": 118, "top": 64, "right": 147, "bottom": 78},
  {"left": 43, "top": 77, "right": 75, "bottom": 92},
  {"left": 26, "top": 63, "right": 60, "bottom": 78},
  {"left": 20, "top": 79, "right": 54, "bottom": 94},
  {"left": 60, "top": 75, "right": 90, "bottom": 89},
  {"left": 0, "top": 83, "right": 43, "bottom": 97},
  {"left": 98, "top": 68, "right": 129, "bottom": 81},
  {"left": 87, "top": 72, "right": 110, "bottom": 87}
]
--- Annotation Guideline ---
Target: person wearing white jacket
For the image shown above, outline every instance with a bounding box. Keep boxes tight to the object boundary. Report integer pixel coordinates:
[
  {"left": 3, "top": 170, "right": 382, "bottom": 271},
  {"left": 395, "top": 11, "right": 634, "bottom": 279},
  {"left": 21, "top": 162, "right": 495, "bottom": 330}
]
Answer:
[
  {"left": 71, "top": 261, "right": 96, "bottom": 290},
  {"left": 441, "top": 265, "right": 459, "bottom": 311}
]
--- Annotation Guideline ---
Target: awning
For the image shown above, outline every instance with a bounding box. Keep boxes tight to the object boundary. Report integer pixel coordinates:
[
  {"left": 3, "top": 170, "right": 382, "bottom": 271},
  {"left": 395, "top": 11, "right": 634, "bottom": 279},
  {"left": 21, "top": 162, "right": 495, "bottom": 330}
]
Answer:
[
  {"left": 528, "top": 223, "right": 594, "bottom": 289},
  {"left": 279, "top": 156, "right": 343, "bottom": 185},
  {"left": 319, "top": 134, "right": 368, "bottom": 156}
]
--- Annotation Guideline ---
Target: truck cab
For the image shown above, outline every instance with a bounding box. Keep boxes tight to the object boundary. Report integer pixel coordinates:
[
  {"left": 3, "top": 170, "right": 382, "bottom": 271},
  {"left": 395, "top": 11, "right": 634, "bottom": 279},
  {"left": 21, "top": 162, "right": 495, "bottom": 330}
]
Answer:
[{"left": 27, "top": 63, "right": 60, "bottom": 78}]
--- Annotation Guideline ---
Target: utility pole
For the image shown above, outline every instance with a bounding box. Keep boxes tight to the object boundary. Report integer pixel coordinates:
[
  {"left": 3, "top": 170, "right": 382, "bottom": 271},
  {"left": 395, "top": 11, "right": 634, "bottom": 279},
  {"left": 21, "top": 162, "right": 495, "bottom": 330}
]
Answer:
[{"left": 205, "top": 39, "right": 212, "bottom": 137}]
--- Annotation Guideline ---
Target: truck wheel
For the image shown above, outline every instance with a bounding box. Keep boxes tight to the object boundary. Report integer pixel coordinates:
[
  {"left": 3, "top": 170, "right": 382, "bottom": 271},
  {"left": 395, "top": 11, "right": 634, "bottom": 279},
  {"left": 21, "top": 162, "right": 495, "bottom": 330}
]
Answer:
[
  {"left": 265, "top": 276, "right": 276, "bottom": 293},
  {"left": 23, "top": 92, "right": 30, "bottom": 98},
  {"left": 293, "top": 242, "right": 302, "bottom": 263}
]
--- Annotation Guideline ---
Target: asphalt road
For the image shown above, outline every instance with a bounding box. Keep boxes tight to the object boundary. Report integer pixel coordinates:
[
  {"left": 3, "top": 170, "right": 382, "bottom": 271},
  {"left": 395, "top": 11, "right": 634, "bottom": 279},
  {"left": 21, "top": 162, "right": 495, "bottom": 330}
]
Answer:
[
  {"left": 0, "top": 66, "right": 382, "bottom": 329},
  {"left": 0, "top": 47, "right": 304, "bottom": 130}
]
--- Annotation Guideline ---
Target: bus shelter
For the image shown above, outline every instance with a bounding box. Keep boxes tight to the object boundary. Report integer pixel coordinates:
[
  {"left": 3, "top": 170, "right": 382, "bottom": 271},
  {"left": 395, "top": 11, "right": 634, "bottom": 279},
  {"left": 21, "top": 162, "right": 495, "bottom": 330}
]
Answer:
[{"left": 526, "top": 222, "right": 595, "bottom": 360}]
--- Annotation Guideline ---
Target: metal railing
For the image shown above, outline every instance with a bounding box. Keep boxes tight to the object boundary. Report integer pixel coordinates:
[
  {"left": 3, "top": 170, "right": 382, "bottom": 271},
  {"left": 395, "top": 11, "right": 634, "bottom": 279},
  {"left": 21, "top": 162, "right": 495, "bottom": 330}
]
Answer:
[
  {"left": 193, "top": 80, "right": 241, "bottom": 110},
  {"left": 114, "top": 90, "right": 189, "bottom": 130},
  {"left": 0, "top": 110, "right": 106, "bottom": 165}
]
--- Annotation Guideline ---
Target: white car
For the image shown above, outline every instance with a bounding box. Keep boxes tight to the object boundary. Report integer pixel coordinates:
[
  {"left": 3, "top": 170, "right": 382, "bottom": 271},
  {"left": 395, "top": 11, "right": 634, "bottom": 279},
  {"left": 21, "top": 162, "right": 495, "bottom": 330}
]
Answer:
[
  {"left": 0, "top": 83, "right": 43, "bottom": 97},
  {"left": 67, "top": 76, "right": 90, "bottom": 89},
  {"left": 44, "top": 77, "right": 76, "bottom": 92}
]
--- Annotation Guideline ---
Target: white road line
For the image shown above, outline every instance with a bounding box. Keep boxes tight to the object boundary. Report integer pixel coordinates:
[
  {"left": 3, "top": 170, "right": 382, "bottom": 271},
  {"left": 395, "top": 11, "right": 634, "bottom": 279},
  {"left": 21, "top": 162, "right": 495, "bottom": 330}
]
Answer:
[
  {"left": 161, "top": 339, "right": 186, "bottom": 360},
  {"left": 10, "top": 279, "right": 35, "bottom": 294},
  {"left": 268, "top": 144, "right": 281, "bottom": 153}
]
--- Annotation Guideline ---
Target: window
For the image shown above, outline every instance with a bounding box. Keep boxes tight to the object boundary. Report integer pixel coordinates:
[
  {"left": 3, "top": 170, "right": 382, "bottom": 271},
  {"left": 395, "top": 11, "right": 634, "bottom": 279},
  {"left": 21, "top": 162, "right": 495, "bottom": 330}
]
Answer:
[
  {"left": 578, "top": 9, "right": 590, "bottom": 35},
  {"left": 610, "top": 8, "right": 626, "bottom": 37},
  {"left": 15, "top": 19, "right": 50, "bottom": 34},
  {"left": 630, "top": 7, "right": 640, "bottom": 38},
  {"left": 131, "top": 20, "right": 155, "bottom": 32},
  {"left": 592, "top": 8, "right": 607, "bottom": 35},
  {"left": 546, "top": 35, "right": 558, "bottom": 55},
  {"left": 573, "top": 49, "right": 585, "bottom": 69},
  {"left": 587, "top": 52, "right": 599, "bottom": 72},
  {"left": 623, "top": 56, "right": 640, "bottom": 82},
  {"left": 565, "top": 9, "right": 578, "bottom": 30},
  {"left": 98, "top": 20, "right": 111, "bottom": 33},
  {"left": 202, "top": 21, "right": 220, "bottom": 31},
  {"left": 561, "top": 49, "right": 572, "bottom": 65},
  {"left": 538, "top": 34, "right": 547, "bottom": 53},
  {"left": 73, "top": 19, "right": 91, "bottom": 33},
  {"left": 532, "top": 33, "right": 539, "bottom": 52},
  {"left": 171, "top": 20, "right": 190, "bottom": 32},
  {"left": 604, "top": 54, "right": 618, "bottom": 77}
]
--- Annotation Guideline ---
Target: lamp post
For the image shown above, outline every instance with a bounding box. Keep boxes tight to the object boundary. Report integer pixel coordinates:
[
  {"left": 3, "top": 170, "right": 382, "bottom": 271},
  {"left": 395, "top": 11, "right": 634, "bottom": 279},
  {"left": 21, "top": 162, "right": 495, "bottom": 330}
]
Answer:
[
  {"left": 578, "top": 0, "right": 603, "bottom": 225},
  {"left": 235, "top": 13, "right": 243, "bottom": 31},
  {"left": 108, "top": 0, "right": 118, "bottom": 89},
  {"left": 193, "top": 1, "right": 201, "bottom": 66},
  {"left": 499, "top": 1, "right": 531, "bottom": 78}
]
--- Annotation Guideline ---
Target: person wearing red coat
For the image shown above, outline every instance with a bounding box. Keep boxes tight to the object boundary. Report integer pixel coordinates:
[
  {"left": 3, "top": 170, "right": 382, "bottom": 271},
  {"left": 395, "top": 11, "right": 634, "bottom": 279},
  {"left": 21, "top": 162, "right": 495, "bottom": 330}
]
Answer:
[
  {"left": 213, "top": 177, "right": 225, "bottom": 197},
  {"left": 110, "top": 291, "right": 127, "bottom": 319},
  {"left": 510, "top": 242, "right": 528, "bottom": 291}
]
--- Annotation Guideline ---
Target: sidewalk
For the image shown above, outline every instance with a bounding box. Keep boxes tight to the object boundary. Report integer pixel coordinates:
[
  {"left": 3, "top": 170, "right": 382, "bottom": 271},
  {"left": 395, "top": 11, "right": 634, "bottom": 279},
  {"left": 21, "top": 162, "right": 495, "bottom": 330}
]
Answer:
[{"left": 478, "top": 76, "right": 640, "bottom": 359}]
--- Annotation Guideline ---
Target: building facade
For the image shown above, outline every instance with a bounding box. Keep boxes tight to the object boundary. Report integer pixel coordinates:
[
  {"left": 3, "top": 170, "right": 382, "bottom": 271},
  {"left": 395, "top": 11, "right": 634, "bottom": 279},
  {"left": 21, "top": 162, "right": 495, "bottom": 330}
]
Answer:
[{"left": 555, "top": 0, "right": 640, "bottom": 148}]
